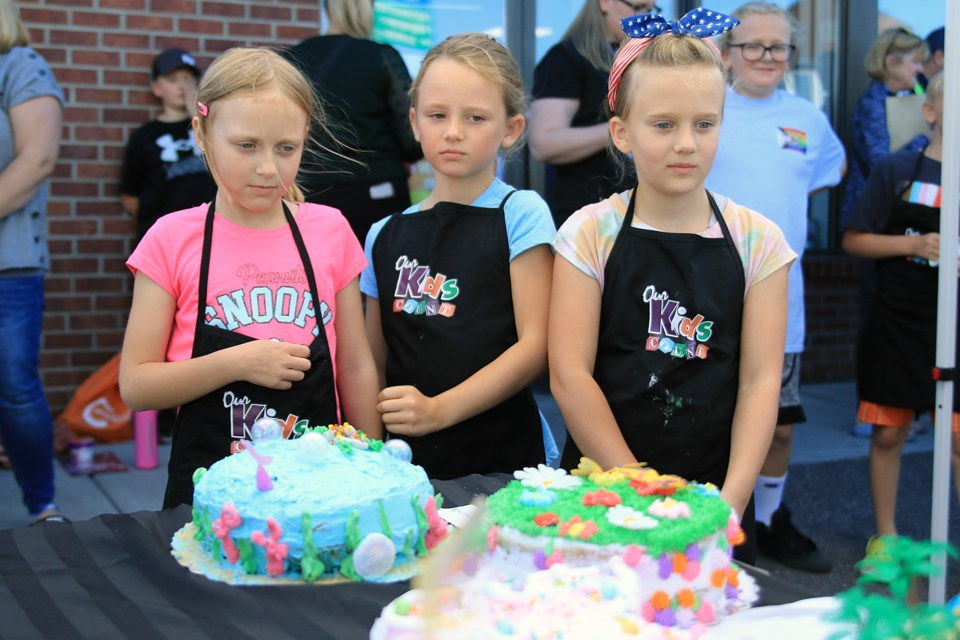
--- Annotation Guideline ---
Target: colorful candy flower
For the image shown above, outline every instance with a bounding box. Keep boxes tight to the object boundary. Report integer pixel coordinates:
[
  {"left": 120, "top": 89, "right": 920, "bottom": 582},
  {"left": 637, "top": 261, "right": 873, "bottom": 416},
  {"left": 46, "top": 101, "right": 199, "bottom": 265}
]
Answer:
[
  {"left": 519, "top": 488, "right": 557, "bottom": 507},
  {"left": 605, "top": 505, "right": 658, "bottom": 530},
  {"left": 582, "top": 488, "right": 622, "bottom": 507},
  {"left": 533, "top": 512, "right": 560, "bottom": 527},
  {"left": 648, "top": 497, "right": 691, "bottom": 519},
  {"left": 558, "top": 515, "right": 599, "bottom": 540},
  {"left": 514, "top": 464, "right": 582, "bottom": 490}
]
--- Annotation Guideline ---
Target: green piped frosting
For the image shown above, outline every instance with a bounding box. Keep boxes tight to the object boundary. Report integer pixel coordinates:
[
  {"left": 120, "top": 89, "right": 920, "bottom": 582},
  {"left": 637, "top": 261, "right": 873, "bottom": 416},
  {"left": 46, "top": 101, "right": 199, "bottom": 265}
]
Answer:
[
  {"left": 300, "top": 513, "right": 325, "bottom": 582},
  {"left": 486, "top": 477, "right": 731, "bottom": 558},
  {"left": 410, "top": 495, "right": 428, "bottom": 556},
  {"left": 378, "top": 500, "right": 393, "bottom": 539},
  {"left": 236, "top": 538, "right": 257, "bottom": 574},
  {"left": 345, "top": 511, "right": 361, "bottom": 551}
]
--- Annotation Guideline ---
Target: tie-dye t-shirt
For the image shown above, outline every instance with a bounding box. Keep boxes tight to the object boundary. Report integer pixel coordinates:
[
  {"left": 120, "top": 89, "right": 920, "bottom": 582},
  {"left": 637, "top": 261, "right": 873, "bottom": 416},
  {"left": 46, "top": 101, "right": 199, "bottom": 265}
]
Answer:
[{"left": 553, "top": 190, "right": 796, "bottom": 297}]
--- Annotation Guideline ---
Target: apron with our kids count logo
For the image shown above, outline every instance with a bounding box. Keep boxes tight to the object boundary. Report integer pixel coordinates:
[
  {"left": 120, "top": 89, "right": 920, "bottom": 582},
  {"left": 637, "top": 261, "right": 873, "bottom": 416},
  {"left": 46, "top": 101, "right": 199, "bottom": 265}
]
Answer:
[
  {"left": 858, "top": 148, "right": 957, "bottom": 409},
  {"left": 163, "top": 200, "right": 339, "bottom": 509},
  {"left": 371, "top": 192, "right": 544, "bottom": 480},
  {"left": 559, "top": 190, "right": 744, "bottom": 489}
]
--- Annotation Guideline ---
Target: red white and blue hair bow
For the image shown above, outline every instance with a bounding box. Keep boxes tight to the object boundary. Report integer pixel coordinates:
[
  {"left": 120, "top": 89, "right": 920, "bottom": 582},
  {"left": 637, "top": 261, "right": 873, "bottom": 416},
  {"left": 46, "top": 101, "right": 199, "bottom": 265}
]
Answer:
[{"left": 608, "top": 7, "right": 739, "bottom": 110}]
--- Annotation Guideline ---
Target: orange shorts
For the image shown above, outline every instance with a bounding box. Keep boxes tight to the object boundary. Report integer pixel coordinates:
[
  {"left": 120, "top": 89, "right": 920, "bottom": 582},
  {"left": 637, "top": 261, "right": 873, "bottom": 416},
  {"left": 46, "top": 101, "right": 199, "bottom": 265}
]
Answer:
[{"left": 857, "top": 401, "right": 960, "bottom": 433}]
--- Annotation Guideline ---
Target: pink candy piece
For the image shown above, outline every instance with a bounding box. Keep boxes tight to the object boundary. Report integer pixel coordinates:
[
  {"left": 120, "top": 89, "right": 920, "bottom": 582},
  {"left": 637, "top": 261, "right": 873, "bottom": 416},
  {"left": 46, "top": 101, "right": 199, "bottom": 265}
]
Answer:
[
  {"left": 251, "top": 517, "right": 288, "bottom": 577},
  {"left": 681, "top": 560, "right": 701, "bottom": 581},
  {"left": 695, "top": 601, "right": 717, "bottom": 624},
  {"left": 212, "top": 503, "right": 242, "bottom": 564},
  {"left": 623, "top": 544, "right": 644, "bottom": 568}
]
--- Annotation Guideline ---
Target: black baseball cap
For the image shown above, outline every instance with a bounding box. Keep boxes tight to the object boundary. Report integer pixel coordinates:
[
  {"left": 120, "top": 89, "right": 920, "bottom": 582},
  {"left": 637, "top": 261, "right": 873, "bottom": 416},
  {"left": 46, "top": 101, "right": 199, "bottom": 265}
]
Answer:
[
  {"left": 925, "top": 27, "right": 945, "bottom": 55},
  {"left": 152, "top": 48, "right": 201, "bottom": 80}
]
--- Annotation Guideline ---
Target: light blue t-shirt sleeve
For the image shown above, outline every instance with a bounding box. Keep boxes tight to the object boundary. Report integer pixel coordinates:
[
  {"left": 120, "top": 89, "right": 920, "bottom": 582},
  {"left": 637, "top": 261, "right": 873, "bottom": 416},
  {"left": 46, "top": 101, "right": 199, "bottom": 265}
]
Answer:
[
  {"left": 503, "top": 189, "right": 557, "bottom": 260},
  {"left": 807, "top": 111, "right": 846, "bottom": 192},
  {"left": 359, "top": 214, "right": 393, "bottom": 299}
]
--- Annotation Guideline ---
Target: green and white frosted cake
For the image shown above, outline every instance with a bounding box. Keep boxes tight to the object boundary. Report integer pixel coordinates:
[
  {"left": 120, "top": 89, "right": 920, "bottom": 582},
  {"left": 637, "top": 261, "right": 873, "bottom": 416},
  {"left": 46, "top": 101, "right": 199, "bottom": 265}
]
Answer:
[
  {"left": 373, "top": 460, "right": 755, "bottom": 637},
  {"left": 482, "top": 461, "right": 754, "bottom": 628},
  {"left": 171, "top": 424, "right": 449, "bottom": 584}
]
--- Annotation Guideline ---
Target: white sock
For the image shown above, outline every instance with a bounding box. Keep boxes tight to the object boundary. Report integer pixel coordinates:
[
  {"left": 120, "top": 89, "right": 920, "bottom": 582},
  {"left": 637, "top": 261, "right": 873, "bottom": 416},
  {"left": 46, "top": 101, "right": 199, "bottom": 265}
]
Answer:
[{"left": 754, "top": 473, "right": 787, "bottom": 526}]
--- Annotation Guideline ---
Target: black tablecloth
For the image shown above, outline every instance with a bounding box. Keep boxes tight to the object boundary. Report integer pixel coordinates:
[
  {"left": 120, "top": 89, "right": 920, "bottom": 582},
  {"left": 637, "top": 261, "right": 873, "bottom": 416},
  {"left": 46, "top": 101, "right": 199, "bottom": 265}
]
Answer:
[{"left": 0, "top": 474, "right": 813, "bottom": 640}]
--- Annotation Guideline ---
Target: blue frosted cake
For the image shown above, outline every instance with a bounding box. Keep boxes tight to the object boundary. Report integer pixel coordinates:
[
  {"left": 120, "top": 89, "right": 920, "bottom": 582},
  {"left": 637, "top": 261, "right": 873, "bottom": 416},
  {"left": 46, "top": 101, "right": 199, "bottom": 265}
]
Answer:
[{"left": 173, "top": 424, "right": 448, "bottom": 584}]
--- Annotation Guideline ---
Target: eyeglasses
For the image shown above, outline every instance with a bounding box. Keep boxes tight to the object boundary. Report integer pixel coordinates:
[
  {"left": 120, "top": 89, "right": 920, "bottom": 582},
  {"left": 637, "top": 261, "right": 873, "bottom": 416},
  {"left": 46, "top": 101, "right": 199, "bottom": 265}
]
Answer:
[
  {"left": 728, "top": 42, "right": 797, "bottom": 62},
  {"left": 617, "top": 0, "right": 662, "bottom": 14}
]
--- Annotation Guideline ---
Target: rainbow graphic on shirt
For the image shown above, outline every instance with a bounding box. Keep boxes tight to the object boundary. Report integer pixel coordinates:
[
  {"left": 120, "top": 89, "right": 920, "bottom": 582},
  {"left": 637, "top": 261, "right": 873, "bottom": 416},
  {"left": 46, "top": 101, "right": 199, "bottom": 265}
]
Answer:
[
  {"left": 777, "top": 127, "right": 808, "bottom": 154},
  {"left": 907, "top": 181, "right": 941, "bottom": 207}
]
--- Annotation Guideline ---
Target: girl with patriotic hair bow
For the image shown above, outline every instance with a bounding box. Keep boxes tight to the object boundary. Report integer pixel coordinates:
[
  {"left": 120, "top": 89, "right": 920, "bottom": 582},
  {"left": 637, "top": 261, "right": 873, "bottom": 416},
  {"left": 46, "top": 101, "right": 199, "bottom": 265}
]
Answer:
[{"left": 549, "top": 8, "right": 796, "bottom": 563}]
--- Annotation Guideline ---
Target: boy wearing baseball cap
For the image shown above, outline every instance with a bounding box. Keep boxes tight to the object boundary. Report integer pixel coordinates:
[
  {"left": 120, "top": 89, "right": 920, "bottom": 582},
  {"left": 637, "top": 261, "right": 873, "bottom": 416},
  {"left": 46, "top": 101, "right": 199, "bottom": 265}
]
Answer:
[
  {"left": 120, "top": 48, "right": 215, "bottom": 243},
  {"left": 119, "top": 48, "right": 216, "bottom": 441}
]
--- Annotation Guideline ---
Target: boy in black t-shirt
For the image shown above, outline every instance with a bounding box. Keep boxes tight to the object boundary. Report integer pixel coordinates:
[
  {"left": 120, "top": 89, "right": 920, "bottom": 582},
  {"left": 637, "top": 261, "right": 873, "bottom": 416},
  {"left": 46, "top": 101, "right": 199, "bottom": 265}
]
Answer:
[
  {"left": 120, "top": 49, "right": 216, "bottom": 439},
  {"left": 120, "top": 48, "right": 216, "bottom": 244}
]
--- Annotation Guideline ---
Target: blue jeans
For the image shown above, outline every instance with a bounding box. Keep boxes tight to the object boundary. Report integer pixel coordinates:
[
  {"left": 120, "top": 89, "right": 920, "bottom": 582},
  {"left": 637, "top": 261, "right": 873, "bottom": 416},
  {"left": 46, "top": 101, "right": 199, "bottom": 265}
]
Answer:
[{"left": 0, "top": 275, "right": 55, "bottom": 515}]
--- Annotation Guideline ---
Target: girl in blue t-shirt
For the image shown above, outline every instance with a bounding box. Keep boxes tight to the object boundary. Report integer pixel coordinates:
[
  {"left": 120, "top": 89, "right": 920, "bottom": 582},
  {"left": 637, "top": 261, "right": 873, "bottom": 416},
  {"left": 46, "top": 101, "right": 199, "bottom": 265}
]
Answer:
[{"left": 360, "top": 33, "right": 556, "bottom": 479}]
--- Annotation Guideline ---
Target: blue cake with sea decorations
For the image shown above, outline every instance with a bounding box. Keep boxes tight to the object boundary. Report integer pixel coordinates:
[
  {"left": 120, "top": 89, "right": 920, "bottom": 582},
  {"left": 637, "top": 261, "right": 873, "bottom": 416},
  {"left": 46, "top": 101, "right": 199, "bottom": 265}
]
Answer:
[{"left": 171, "top": 423, "right": 448, "bottom": 584}]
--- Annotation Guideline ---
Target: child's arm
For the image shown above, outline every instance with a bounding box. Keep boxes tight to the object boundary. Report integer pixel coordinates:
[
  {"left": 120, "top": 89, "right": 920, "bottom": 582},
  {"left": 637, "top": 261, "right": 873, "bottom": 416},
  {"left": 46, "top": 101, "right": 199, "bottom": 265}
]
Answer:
[
  {"left": 119, "top": 271, "right": 312, "bottom": 410},
  {"left": 376, "top": 245, "right": 553, "bottom": 437},
  {"left": 548, "top": 256, "right": 637, "bottom": 469},
  {"left": 722, "top": 265, "right": 789, "bottom": 518},
  {"left": 842, "top": 228, "right": 940, "bottom": 262},
  {"left": 334, "top": 278, "right": 383, "bottom": 440}
]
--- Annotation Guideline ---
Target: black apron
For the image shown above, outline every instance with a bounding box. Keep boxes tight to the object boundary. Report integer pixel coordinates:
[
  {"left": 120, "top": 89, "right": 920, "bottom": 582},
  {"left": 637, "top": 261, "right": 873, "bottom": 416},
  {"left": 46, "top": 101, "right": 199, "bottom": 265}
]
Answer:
[
  {"left": 558, "top": 190, "right": 756, "bottom": 562},
  {"left": 560, "top": 190, "right": 745, "bottom": 484},
  {"left": 163, "top": 201, "right": 339, "bottom": 508},
  {"left": 858, "top": 150, "right": 955, "bottom": 409},
  {"left": 372, "top": 193, "right": 544, "bottom": 479}
]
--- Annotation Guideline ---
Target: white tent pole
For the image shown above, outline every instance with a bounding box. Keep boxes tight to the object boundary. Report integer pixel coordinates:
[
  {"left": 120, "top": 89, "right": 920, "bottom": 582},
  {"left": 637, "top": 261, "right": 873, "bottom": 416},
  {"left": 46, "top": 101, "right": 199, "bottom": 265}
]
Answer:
[{"left": 929, "top": 0, "right": 959, "bottom": 606}]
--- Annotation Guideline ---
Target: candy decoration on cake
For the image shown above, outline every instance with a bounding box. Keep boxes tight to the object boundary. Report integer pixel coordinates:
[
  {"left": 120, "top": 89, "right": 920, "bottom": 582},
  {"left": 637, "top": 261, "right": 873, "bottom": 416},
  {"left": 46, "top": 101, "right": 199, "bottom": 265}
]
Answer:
[
  {"left": 300, "top": 513, "right": 326, "bottom": 582},
  {"left": 212, "top": 503, "right": 242, "bottom": 564},
  {"left": 250, "top": 518, "right": 288, "bottom": 577},
  {"left": 382, "top": 438, "right": 413, "bottom": 463},
  {"left": 251, "top": 417, "right": 284, "bottom": 441},
  {"left": 353, "top": 533, "right": 398, "bottom": 580},
  {"left": 172, "top": 424, "right": 442, "bottom": 584},
  {"left": 239, "top": 440, "right": 274, "bottom": 492}
]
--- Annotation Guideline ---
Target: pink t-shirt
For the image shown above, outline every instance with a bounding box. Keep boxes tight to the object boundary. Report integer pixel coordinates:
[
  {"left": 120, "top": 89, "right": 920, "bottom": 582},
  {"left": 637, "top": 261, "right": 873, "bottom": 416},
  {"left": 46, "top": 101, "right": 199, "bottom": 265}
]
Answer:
[{"left": 127, "top": 203, "right": 366, "bottom": 372}]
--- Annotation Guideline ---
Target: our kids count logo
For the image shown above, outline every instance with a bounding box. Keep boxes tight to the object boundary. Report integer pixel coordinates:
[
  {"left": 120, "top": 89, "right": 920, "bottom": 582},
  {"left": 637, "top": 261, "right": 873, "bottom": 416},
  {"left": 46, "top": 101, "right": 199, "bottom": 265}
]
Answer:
[
  {"left": 391, "top": 255, "right": 459, "bottom": 318},
  {"left": 643, "top": 285, "right": 713, "bottom": 360}
]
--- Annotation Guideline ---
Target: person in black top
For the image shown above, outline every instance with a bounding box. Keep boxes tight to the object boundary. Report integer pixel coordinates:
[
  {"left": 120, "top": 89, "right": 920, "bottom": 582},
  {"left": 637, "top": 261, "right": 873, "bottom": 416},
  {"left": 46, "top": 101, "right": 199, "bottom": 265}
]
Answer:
[
  {"left": 120, "top": 48, "right": 216, "bottom": 439},
  {"left": 529, "top": 0, "right": 654, "bottom": 226},
  {"left": 120, "top": 48, "right": 216, "bottom": 244},
  {"left": 284, "top": 0, "right": 422, "bottom": 245}
]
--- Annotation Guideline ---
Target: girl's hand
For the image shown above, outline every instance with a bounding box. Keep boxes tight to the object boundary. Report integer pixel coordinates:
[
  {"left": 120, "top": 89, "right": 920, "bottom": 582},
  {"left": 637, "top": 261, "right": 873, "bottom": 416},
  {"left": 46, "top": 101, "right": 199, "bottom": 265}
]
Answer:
[
  {"left": 913, "top": 232, "right": 940, "bottom": 262},
  {"left": 240, "top": 340, "right": 311, "bottom": 389},
  {"left": 377, "top": 385, "right": 444, "bottom": 437}
]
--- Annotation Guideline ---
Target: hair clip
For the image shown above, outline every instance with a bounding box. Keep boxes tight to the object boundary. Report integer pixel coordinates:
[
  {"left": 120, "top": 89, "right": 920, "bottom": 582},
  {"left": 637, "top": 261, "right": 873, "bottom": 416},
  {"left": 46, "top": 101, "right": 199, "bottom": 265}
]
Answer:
[
  {"left": 197, "top": 101, "right": 209, "bottom": 117},
  {"left": 608, "top": 7, "right": 739, "bottom": 110}
]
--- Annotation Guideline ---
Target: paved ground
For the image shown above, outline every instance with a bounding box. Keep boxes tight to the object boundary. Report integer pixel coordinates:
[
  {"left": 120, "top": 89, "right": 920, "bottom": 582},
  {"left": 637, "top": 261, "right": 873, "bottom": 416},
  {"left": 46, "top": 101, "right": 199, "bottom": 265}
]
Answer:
[{"left": 2, "top": 381, "right": 957, "bottom": 599}]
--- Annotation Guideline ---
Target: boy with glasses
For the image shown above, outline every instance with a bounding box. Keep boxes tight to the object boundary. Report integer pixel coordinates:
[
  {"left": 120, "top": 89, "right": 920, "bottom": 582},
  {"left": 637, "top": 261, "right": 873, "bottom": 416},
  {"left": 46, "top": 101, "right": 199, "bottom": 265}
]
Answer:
[{"left": 707, "top": 2, "right": 846, "bottom": 574}]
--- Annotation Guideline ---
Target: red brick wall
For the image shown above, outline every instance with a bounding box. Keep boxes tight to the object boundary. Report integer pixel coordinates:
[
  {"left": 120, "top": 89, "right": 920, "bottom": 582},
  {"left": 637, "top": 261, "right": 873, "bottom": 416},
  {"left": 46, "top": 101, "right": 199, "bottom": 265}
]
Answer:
[
  {"left": 801, "top": 254, "right": 862, "bottom": 381},
  {"left": 22, "top": 0, "right": 321, "bottom": 413}
]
